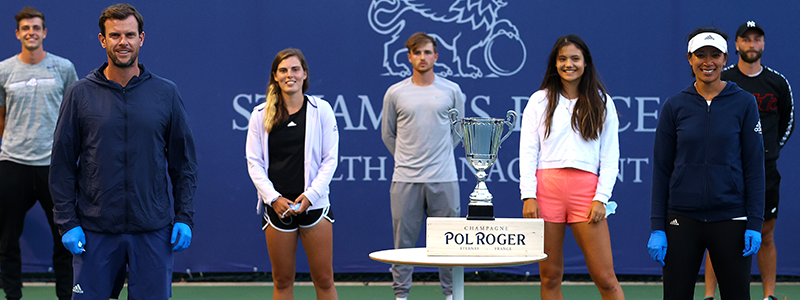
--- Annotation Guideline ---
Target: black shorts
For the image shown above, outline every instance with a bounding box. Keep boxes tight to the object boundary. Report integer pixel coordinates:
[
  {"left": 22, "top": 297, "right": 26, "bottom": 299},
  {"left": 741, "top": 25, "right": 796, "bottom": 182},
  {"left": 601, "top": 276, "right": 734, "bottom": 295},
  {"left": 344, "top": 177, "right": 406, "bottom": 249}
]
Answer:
[
  {"left": 764, "top": 159, "right": 780, "bottom": 220},
  {"left": 263, "top": 204, "right": 334, "bottom": 232}
]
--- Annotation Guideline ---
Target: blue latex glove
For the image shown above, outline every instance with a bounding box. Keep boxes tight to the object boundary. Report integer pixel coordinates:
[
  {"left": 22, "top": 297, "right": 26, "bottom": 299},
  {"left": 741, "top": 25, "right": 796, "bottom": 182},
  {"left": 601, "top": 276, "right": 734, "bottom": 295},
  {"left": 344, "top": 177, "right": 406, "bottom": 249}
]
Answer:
[
  {"left": 62, "top": 226, "right": 86, "bottom": 255},
  {"left": 604, "top": 201, "right": 618, "bottom": 217},
  {"left": 743, "top": 229, "right": 762, "bottom": 257},
  {"left": 647, "top": 230, "right": 667, "bottom": 266},
  {"left": 171, "top": 223, "right": 192, "bottom": 252}
]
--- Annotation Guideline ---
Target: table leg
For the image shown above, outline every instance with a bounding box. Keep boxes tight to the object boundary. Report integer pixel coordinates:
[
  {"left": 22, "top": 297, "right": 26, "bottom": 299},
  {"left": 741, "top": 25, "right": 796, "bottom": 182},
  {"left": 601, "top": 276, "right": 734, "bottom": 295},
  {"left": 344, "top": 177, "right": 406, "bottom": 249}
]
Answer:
[{"left": 453, "top": 266, "right": 464, "bottom": 300}]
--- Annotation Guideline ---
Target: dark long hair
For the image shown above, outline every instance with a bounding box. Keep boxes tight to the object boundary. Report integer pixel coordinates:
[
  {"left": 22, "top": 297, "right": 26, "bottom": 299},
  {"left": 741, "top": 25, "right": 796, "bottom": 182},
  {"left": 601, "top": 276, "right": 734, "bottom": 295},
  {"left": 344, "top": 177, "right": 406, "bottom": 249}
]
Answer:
[{"left": 540, "top": 34, "right": 608, "bottom": 141}]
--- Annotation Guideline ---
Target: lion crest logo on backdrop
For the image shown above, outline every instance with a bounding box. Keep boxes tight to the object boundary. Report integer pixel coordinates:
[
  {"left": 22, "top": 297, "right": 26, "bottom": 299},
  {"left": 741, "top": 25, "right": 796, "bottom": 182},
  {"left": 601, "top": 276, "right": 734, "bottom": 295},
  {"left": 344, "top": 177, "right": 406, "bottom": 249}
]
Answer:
[{"left": 368, "top": 0, "right": 526, "bottom": 79}]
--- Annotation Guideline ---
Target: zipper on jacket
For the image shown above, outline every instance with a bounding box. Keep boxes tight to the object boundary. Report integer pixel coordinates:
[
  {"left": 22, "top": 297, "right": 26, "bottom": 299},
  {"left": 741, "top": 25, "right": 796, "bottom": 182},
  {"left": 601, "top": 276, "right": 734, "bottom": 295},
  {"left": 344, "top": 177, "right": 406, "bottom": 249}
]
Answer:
[
  {"left": 123, "top": 88, "right": 129, "bottom": 227},
  {"left": 703, "top": 99, "right": 710, "bottom": 222}
]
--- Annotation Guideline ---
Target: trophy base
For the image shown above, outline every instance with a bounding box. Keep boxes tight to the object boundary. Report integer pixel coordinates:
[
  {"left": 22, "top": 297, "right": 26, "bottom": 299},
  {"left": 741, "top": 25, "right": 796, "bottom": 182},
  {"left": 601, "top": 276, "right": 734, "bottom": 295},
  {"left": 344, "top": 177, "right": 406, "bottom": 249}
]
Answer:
[{"left": 466, "top": 204, "right": 495, "bottom": 221}]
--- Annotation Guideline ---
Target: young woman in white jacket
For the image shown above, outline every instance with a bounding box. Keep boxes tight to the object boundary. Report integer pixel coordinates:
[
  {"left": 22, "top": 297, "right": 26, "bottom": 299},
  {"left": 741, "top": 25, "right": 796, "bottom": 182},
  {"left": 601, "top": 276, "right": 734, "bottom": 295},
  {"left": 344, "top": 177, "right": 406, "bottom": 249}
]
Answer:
[
  {"left": 519, "top": 35, "right": 624, "bottom": 300},
  {"left": 246, "top": 48, "right": 339, "bottom": 300}
]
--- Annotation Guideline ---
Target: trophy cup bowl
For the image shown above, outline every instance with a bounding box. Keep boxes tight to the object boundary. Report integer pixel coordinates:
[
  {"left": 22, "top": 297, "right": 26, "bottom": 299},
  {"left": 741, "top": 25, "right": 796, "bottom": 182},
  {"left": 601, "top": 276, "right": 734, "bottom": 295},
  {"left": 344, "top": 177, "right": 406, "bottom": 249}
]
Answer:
[{"left": 449, "top": 109, "right": 517, "bottom": 220}]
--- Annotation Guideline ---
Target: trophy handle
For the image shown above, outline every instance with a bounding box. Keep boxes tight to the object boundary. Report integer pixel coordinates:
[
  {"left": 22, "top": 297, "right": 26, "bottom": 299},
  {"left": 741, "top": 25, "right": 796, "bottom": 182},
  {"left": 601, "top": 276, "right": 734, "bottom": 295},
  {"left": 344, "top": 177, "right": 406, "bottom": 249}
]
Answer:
[
  {"left": 499, "top": 110, "right": 518, "bottom": 143},
  {"left": 448, "top": 108, "right": 464, "bottom": 141}
]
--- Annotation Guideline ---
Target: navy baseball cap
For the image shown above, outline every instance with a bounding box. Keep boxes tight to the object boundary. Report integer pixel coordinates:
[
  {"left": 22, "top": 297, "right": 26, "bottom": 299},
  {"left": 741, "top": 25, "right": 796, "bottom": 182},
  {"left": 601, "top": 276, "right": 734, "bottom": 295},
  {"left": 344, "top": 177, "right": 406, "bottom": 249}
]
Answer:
[{"left": 736, "top": 20, "right": 765, "bottom": 38}]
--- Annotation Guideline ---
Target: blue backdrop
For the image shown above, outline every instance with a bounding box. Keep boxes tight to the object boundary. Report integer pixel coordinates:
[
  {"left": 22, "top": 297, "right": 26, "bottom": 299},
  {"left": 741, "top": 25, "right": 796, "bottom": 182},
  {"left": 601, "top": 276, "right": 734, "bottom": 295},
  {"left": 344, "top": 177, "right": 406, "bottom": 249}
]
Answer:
[{"left": 3, "top": 0, "right": 800, "bottom": 277}]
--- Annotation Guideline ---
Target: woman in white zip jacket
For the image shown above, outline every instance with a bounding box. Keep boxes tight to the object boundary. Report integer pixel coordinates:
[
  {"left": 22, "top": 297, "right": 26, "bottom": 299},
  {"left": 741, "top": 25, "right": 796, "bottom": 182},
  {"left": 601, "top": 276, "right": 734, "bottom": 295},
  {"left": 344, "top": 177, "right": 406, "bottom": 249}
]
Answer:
[
  {"left": 519, "top": 35, "right": 624, "bottom": 300},
  {"left": 246, "top": 48, "right": 339, "bottom": 300}
]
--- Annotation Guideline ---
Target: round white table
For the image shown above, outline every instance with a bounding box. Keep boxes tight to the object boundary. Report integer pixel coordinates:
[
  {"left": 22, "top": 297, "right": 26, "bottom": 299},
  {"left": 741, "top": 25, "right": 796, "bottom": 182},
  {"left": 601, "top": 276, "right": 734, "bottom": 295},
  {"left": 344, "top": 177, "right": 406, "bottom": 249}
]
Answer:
[{"left": 369, "top": 248, "right": 547, "bottom": 300}]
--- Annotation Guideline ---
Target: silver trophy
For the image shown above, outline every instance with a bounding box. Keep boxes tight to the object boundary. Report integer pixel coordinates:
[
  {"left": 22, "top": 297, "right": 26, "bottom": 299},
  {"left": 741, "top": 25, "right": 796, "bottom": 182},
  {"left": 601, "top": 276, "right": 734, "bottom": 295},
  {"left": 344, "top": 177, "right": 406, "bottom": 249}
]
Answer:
[{"left": 449, "top": 109, "right": 517, "bottom": 220}]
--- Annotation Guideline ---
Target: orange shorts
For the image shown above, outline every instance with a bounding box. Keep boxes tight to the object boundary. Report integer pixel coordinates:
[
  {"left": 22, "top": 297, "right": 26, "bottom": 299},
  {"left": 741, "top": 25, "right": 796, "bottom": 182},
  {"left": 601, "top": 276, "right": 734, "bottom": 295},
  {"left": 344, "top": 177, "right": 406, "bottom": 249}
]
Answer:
[{"left": 534, "top": 168, "right": 598, "bottom": 224}]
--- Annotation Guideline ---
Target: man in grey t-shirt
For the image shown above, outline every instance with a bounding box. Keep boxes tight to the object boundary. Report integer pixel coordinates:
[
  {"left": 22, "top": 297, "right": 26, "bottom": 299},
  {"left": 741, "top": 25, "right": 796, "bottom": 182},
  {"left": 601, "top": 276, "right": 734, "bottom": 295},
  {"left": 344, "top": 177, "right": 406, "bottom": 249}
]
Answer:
[
  {"left": 0, "top": 7, "right": 77, "bottom": 300},
  {"left": 381, "top": 32, "right": 465, "bottom": 300}
]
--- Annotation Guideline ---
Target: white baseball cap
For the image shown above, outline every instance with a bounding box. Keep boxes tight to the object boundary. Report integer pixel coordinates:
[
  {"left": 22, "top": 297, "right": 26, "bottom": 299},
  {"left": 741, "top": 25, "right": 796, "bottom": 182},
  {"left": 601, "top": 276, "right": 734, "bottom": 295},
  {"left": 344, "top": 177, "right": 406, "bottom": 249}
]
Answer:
[{"left": 687, "top": 32, "right": 727, "bottom": 54}]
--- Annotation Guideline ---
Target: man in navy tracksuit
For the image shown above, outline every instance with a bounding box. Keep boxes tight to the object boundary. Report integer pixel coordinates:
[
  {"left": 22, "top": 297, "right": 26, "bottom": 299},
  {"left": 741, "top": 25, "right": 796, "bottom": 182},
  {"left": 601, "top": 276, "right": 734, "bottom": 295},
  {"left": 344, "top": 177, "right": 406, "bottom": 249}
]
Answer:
[{"left": 49, "top": 4, "right": 197, "bottom": 299}]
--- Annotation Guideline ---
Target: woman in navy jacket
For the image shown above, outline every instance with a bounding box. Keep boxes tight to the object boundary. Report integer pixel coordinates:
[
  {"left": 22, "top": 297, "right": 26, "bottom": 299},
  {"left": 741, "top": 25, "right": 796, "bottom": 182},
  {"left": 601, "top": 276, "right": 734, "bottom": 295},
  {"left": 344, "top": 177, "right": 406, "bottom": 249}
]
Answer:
[{"left": 648, "top": 27, "right": 765, "bottom": 300}]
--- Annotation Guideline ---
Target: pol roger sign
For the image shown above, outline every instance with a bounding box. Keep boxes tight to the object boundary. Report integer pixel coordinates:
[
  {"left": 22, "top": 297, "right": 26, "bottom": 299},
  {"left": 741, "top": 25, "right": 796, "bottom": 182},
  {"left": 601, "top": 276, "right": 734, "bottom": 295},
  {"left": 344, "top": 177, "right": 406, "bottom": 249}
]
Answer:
[{"left": 426, "top": 217, "right": 544, "bottom": 257}]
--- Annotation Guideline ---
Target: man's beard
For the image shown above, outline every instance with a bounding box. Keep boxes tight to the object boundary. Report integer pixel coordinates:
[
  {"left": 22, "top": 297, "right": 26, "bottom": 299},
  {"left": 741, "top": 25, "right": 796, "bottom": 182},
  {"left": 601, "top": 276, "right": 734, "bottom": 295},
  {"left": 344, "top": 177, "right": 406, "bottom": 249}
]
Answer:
[
  {"left": 740, "top": 50, "right": 763, "bottom": 64},
  {"left": 107, "top": 48, "right": 138, "bottom": 69}
]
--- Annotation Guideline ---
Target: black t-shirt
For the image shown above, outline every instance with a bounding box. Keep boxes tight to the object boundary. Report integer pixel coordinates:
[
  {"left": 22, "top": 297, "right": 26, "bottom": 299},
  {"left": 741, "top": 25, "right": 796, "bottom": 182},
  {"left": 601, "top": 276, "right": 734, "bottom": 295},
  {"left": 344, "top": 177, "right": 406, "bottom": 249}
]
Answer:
[
  {"left": 268, "top": 97, "right": 307, "bottom": 198},
  {"left": 722, "top": 64, "right": 794, "bottom": 161}
]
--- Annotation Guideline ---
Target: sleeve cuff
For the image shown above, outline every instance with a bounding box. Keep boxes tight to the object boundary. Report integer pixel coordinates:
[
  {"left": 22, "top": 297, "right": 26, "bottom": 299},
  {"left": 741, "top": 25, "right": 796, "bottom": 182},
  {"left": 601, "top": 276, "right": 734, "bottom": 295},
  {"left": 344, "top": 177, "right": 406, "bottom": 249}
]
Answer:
[
  {"left": 593, "top": 195, "right": 610, "bottom": 204},
  {"left": 651, "top": 218, "right": 665, "bottom": 231},
  {"left": 267, "top": 195, "right": 280, "bottom": 206},
  {"left": 746, "top": 219, "right": 763, "bottom": 232},
  {"left": 520, "top": 192, "right": 537, "bottom": 201},
  {"left": 302, "top": 192, "right": 315, "bottom": 206}
]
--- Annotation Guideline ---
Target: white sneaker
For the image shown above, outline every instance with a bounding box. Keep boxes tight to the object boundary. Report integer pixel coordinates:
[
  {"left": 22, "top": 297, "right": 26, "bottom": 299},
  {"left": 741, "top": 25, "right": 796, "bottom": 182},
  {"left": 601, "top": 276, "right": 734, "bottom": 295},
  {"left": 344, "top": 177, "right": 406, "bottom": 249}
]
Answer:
[
  {"left": 445, "top": 295, "right": 453, "bottom": 300},
  {"left": 396, "top": 297, "right": 407, "bottom": 300}
]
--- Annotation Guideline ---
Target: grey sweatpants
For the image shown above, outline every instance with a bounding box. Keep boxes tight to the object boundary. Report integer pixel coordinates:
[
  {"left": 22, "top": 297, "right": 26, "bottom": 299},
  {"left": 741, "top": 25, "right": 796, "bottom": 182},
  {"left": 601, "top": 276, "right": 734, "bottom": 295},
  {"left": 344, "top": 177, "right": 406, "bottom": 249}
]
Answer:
[{"left": 390, "top": 181, "right": 460, "bottom": 297}]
